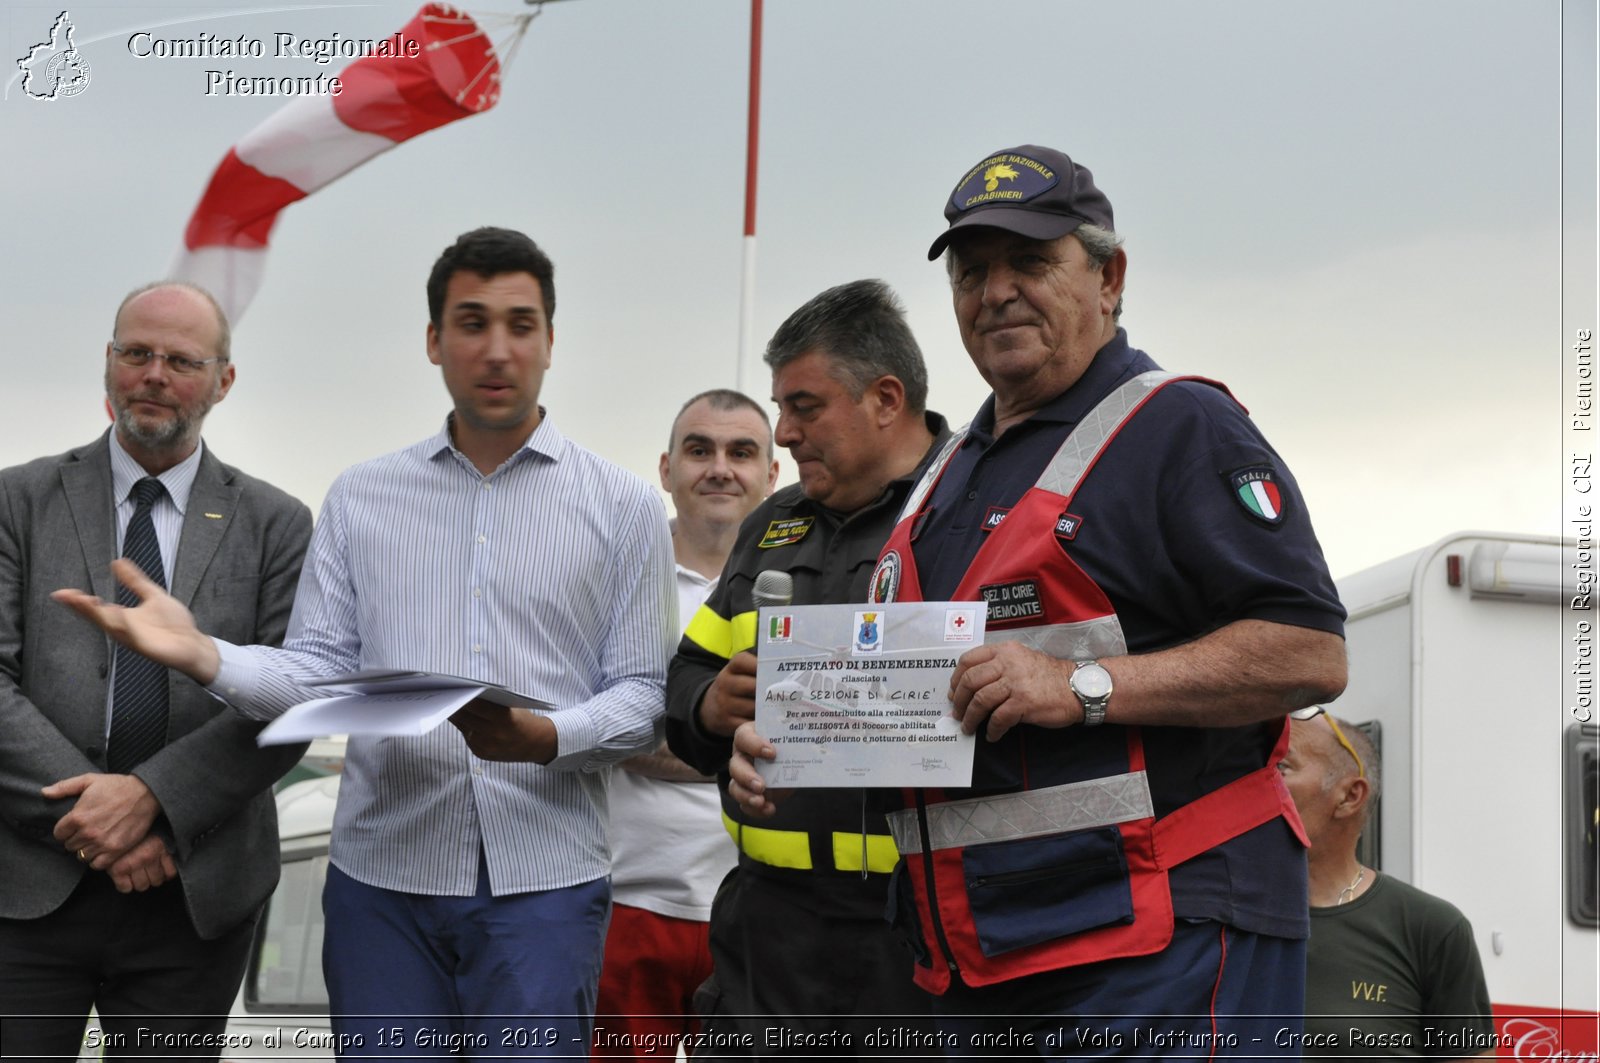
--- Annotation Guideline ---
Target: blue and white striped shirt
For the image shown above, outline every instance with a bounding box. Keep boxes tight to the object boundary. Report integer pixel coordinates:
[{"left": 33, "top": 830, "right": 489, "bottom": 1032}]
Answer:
[{"left": 211, "top": 416, "right": 676, "bottom": 896}]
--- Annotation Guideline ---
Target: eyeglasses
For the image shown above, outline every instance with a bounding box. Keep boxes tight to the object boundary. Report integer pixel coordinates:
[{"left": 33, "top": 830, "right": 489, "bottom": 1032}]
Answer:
[
  {"left": 1290, "top": 706, "right": 1364, "bottom": 778},
  {"left": 110, "top": 343, "right": 223, "bottom": 376}
]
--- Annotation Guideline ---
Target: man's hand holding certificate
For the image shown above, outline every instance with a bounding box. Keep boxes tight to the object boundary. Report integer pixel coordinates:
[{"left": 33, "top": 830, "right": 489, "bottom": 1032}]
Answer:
[{"left": 752, "top": 601, "right": 983, "bottom": 787}]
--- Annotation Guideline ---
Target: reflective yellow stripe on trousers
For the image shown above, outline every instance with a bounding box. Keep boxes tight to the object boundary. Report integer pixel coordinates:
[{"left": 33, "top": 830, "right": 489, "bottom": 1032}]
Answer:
[{"left": 722, "top": 812, "right": 899, "bottom": 874}]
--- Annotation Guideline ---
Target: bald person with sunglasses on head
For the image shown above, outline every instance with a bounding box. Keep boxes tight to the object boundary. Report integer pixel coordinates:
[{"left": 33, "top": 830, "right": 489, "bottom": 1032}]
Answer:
[{"left": 1282, "top": 708, "right": 1495, "bottom": 1061}]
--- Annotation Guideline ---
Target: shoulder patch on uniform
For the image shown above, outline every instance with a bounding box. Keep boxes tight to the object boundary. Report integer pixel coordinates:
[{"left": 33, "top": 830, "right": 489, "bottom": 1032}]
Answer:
[
  {"left": 1054, "top": 511, "right": 1083, "bottom": 541},
  {"left": 870, "top": 550, "right": 900, "bottom": 603},
  {"left": 758, "top": 516, "right": 813, "bottom": 548},
  {"left": 980, "top": 579, "right": 1044, "bottom": 626},
  {"left": 1228, "top": 466, "right": 1286, "bottom": 525}
]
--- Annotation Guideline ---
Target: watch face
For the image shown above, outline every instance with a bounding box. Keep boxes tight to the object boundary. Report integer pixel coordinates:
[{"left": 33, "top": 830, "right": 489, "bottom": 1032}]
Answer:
[{"left": 1073, "top": 663, "right": 1113, "bottom": 699}]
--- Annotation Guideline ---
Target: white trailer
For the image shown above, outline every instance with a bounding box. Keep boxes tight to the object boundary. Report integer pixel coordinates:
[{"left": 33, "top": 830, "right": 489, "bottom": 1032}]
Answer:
[{"left": 1334, "top": 531, "right": 1597, "bottom": 1057}]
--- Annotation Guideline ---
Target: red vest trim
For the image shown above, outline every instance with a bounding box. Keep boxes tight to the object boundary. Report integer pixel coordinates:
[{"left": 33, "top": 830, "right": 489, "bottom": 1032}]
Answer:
[{"left": 873, "top": 372, "right": 1306, "bottom": 993}]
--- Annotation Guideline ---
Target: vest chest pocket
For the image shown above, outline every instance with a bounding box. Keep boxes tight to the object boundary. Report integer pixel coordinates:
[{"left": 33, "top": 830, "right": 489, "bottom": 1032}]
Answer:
[{"left": 962, "top": 827, "right": 1134, "bottom": 957}]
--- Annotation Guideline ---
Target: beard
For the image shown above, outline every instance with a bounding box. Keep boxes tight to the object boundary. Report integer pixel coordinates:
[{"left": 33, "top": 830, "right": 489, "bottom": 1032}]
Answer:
[{"left": 105, "top": 367, "right": 216, "bottom": 454}]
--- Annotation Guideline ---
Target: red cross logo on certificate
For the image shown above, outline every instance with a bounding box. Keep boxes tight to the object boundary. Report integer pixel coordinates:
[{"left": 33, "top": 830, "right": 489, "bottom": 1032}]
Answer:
[{"left": 944, "top": 608, "right": 978, "bottom": 642}]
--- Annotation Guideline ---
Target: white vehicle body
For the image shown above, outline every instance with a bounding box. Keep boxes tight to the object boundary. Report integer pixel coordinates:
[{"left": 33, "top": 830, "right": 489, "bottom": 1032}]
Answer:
[
  {"left": 221, "top": 774, "right": 337, "bottom": 1062},
  {"left": 1334, "top": 531, "right": 1597, "bottom": 1057}
]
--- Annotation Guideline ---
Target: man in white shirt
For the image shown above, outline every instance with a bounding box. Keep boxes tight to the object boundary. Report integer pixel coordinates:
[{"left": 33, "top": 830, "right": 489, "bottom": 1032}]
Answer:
[{"left": 594, "top": 389, "right": 777, "bottom": 1062}]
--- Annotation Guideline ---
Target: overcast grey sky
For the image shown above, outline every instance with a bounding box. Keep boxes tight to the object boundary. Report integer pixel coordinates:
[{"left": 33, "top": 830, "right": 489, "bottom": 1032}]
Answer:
[{"left": 2, "top": 0, "right": 1587, "bottom": 577}]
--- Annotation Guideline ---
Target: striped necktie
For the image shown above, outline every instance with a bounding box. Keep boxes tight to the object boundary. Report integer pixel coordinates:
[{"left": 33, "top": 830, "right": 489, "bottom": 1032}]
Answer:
[{"left": 108, "top": 477, "right": 170, "bottom": 773}]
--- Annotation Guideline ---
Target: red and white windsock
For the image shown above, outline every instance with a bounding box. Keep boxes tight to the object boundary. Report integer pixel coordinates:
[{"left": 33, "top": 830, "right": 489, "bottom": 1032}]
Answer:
[{"left": 170, "top": 3, "right": 507, "bottom": 322}]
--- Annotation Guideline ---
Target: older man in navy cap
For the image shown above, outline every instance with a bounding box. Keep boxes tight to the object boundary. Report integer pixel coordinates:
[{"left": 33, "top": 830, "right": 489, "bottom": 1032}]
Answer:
[{"left": 732, "top": 146, "right": 1351, "bottom": 1055}]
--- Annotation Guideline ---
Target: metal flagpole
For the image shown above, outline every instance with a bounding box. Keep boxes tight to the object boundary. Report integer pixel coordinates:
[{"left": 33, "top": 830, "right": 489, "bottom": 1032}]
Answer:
[{"left": 736, "top": 0, "right": 763, "bottom": 393}]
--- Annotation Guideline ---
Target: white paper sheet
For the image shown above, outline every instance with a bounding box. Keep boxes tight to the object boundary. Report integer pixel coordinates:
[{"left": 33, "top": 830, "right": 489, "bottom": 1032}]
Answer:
[
  {"left": 257, "top": 686, "right": 486, "bottom": 745},
  {"left": 304, "top": 669, "right": 550, "bottom": 709}
]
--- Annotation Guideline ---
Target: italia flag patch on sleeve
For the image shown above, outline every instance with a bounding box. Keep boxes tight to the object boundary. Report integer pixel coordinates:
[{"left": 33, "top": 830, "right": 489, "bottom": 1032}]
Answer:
[{"left": 1229, "top": 466, "right": 1286, "bottom": 524}]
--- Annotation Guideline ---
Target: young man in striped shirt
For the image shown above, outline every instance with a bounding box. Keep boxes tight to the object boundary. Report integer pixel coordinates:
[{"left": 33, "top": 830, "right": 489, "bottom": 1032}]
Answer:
[{"left": 56, "top": 228, "right": 677, "bottom": 1056}]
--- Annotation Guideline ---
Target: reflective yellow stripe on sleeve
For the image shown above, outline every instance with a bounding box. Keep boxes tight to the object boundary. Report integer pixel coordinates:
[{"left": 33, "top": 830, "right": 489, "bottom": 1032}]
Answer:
[
  {"left": 722, "top": 812, "right": 899, "bottom": 874},
  {"left": 728, "top": 612, "right": 757, "bottom": 655},
  {"left": 684, "top": 606, "right": 759, "bottom": 659}
]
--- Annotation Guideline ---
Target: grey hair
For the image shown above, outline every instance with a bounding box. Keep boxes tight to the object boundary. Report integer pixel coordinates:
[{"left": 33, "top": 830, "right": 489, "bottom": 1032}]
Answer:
[
  {"left": 112, "top": 281, "right": 232, "bottom": 363},
  {"left": 941, "top": 224, "right": 1126, "bottom": 322},
  {"left": 1335, "top": 716, "right": 1382, "bottom": 803},
  {"left": 1075, "top": 223, "right": 1125, "bottom": 322},
  {"left": 763, "top": 279, "right": 929, "bottom": 414},
  {"left": 1074, "top": 223, "right": 1122, "bottom": 265},
  {"left": 1318, "top": 713, "right": 1382, "bottom": 830}
]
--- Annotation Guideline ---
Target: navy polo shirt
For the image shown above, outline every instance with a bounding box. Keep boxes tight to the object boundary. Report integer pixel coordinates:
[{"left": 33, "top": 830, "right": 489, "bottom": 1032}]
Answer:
[{"left": 910, "top": 328, "right": 1346, "bottom": 939}]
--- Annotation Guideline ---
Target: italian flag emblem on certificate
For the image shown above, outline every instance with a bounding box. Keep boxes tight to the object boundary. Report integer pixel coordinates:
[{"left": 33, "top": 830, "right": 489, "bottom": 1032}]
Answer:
[
  {"left": 768, "top": 615, "right": 793, "bottom": 642},
  {"left": 1230, "top": 467, "right": 1285, "bottom": 524}
]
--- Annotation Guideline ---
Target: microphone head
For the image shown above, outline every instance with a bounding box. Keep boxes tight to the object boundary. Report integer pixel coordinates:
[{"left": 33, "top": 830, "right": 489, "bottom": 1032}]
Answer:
[{"left": 751, "top": 570, "right": 795, "bottom": 609}]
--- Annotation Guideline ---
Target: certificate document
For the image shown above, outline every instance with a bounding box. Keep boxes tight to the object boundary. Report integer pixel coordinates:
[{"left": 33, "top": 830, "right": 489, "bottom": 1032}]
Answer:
[{"left": 753, "top": 601, "right": 984, "bottom": 787}]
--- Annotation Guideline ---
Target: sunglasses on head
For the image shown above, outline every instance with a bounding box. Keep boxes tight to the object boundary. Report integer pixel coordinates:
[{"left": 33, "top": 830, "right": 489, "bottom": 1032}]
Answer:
[{"left": 1290, "top": 706, "right": 1364, "bottom": 779}]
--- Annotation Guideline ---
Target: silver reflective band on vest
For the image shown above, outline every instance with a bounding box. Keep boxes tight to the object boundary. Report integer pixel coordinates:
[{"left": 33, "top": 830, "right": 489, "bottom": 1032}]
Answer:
[
  {"left": 987, "top": 615, "right": 1126, "bottom": 659},
  {"left": 899, "top": 372, "right": 1178, "bottom": 525},
  {"left": 897, "top": 429, "right": 967, "bottom": 523},
  {"left": 1037, "top": 371, "right": 1176, "bottom": 497},
  {"left": 885, "top": 771, "right": 1154, "bottom": 855}
]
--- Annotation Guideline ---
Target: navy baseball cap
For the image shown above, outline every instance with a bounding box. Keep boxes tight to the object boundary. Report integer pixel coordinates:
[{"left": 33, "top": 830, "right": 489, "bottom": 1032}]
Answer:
[{"left": 927, "top": 145, "right": 1114, "bottom": 260}]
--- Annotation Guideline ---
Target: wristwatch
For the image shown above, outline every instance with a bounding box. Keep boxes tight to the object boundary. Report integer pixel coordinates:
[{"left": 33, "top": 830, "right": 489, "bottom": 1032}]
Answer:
[{"left": 1069, "top": 660, "right": 1113, "bottom": 727}]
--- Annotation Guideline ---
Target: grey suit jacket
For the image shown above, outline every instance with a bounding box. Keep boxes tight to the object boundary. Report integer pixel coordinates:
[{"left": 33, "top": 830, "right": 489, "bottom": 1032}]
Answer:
[{"left": 0, "top": 432, "right": 313, "bottom": 938}]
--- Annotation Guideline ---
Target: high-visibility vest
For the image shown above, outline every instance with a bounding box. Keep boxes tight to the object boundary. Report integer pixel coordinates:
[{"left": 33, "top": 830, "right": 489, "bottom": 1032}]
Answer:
[{"left": 869, "top": 372, "right": 1308, "bottom": 993}]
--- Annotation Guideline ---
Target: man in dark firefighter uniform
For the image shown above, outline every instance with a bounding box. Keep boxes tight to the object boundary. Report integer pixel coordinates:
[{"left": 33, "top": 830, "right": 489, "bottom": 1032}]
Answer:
[
  {"left": 731, "top": 146, "right": 1348, "bottom": 1055},
  {"left": 666, "top": 279, "right": 948, "bottom": 1054}
]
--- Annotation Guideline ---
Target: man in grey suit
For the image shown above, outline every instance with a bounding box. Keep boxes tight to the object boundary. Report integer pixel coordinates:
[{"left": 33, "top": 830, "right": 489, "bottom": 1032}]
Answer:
[{"left": 0, "top": 282, "right": 313, "bottom": 1058}]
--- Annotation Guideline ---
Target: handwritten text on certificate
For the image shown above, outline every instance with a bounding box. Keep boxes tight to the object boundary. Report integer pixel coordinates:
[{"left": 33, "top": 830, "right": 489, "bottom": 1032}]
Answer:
[{"left": 754, "top": 601, "right": 983, "bottom": 787}]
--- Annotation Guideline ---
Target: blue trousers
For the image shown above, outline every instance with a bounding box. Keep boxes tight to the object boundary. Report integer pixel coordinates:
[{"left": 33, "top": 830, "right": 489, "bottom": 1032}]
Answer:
[
  {"left": 322, "top": 852, "right": 609, "bottom": 1061},
  {"left": 934, "top": 920, "right": 1305, "bottom": 1059}
]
